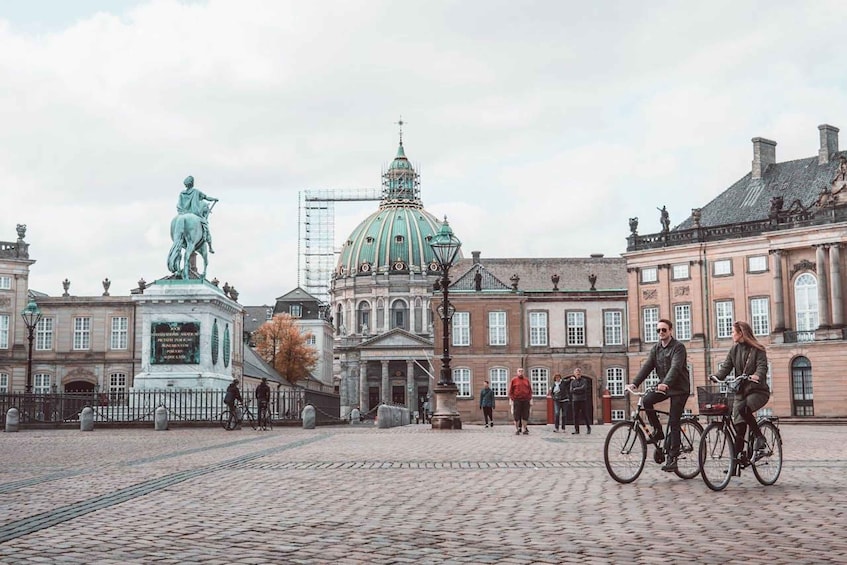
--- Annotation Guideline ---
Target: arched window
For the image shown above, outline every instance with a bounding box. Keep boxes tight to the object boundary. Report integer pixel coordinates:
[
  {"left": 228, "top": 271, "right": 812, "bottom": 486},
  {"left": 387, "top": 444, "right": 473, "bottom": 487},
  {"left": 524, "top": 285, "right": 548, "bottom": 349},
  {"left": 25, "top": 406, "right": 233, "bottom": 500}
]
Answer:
[
  {"left": 791, "top": 356, "right": 814, "bottom": 416},
  {"left": 357, "top": 301, "right": 371, "bottom": 334},
  {"left": 794, "top": 273, "right": 818, "bottom": 333},
  {"left": 391, "top": 299, "right": 409, "bottom": 330}
]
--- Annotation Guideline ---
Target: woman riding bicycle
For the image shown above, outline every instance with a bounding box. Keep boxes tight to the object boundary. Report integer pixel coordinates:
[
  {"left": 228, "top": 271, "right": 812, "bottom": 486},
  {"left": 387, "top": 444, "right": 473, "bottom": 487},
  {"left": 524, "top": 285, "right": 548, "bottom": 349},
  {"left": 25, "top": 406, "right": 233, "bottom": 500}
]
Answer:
[{"left": 711, "top": 321, "right": 770, "bottom": 463}]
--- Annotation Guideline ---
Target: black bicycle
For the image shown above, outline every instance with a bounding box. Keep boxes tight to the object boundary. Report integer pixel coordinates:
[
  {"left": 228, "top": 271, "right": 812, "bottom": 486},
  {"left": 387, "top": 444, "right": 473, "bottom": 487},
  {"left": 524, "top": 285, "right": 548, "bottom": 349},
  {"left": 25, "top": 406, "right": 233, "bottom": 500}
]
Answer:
[
  {"left": 219, "top": 399, "right": 257, "bottom": 431},
  {"left": 604, "top": 387, "right": 703, "bottom": 483},
  {"left": 698, "top": 375, "right": 783, "bottom": 491}
]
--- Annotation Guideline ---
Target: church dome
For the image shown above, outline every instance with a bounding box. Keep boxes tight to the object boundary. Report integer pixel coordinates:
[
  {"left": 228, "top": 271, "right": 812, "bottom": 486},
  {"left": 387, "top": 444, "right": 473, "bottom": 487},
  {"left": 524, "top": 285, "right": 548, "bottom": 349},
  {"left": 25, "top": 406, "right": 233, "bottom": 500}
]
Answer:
[{"left": 336, "top": 142, "right": 461, "bottom": 277}]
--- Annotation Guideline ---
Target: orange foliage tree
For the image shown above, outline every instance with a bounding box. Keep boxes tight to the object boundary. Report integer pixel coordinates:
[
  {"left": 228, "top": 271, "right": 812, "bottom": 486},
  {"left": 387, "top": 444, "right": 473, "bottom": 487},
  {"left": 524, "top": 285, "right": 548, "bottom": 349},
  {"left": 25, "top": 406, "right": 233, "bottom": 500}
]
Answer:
[{"left": 253, "top": 313, "right": 318, "bottom": 386}]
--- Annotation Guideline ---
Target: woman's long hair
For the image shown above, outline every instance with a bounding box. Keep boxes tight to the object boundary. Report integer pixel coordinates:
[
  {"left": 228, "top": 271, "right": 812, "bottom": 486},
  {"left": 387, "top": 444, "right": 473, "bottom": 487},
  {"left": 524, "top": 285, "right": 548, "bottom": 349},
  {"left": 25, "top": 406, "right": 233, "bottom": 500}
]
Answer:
[{"left": 734, "top": 321, "right": 766, "bottom": 351}]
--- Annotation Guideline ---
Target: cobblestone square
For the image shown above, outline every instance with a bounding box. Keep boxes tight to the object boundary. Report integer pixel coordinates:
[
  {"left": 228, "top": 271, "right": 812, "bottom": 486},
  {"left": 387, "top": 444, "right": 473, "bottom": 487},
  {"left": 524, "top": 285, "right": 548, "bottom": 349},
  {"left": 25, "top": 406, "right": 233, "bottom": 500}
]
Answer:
[{"left": 0, "top": 423, "right": 844, "bottom": 564}]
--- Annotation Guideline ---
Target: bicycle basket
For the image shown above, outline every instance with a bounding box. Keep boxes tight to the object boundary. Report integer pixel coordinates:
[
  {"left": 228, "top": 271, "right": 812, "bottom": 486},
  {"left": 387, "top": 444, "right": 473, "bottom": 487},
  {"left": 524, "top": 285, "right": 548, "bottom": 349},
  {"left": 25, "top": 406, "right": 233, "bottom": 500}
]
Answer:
[{"left": 697, "top": 385, "right": 731, "bottom": 416}]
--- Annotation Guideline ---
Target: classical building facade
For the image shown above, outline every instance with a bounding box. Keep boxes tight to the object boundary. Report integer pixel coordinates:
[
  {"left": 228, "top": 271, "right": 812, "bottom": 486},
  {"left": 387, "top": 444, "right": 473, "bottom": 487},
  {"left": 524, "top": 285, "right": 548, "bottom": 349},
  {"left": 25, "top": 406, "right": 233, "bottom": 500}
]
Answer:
[
  {"left": 432, "top": 252, "right": 629, "bottom": 424},
  {"left": 331, "top": 140, "right": 453, "bottom": 418},
  {"left": 624, "top": 123, "right": 847, "bottom": 418}
]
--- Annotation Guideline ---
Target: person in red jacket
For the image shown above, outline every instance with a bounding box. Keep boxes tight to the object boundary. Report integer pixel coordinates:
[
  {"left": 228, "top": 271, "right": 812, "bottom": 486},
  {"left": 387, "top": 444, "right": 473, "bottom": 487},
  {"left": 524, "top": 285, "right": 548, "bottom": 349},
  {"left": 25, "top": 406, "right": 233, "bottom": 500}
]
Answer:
[{"left": 509, "top": 368, "right": 533, "bottom": 435}]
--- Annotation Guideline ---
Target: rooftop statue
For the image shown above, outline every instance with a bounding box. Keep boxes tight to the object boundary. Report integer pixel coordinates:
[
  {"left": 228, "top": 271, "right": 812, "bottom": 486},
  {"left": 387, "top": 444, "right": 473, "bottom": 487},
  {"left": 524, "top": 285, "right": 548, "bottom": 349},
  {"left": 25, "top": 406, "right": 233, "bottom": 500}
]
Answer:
[{"left": 167, "top": 175, "right": 219, "bottom": 280}]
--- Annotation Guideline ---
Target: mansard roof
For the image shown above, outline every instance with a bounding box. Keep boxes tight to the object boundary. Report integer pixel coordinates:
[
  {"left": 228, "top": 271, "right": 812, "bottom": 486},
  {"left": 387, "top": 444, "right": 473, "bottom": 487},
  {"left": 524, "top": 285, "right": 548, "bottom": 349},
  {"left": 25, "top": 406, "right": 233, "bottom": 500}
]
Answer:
[{"left": 450, "top": 256, "right": 627, "bottom": 292}]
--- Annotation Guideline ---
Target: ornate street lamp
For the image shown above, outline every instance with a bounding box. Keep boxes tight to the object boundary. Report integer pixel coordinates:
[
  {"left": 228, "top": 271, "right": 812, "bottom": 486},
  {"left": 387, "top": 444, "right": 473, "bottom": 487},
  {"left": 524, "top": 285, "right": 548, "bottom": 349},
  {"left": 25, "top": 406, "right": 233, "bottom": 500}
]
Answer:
[
  {"left": 20, "top": 298, "right": 42, "bottom": 394},
  {"left": 429, "top": 217, "right": 462, "bottom": 430}
]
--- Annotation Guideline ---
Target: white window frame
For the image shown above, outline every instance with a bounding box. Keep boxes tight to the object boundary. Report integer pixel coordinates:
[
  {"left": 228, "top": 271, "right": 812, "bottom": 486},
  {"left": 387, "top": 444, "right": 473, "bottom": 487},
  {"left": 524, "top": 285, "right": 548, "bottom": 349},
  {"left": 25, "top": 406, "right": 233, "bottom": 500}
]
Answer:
[
  {"left": 713, "top": 259, "right": 732, "bottom": 276},
  {"left": 566, "top": 311, "right": 586, "bottom": 346},
  {"left": 453, "top": 367, "right": 471, "bottom": 397},
  {"left": 0, "top": 275, "right": 11, "bottom": 290},
  {"left": 0, "top": 372, "right": 8, "bottom": 393},
  {"left": 606, "top": 367, "right": 625, "bottom": 397},
  {"left": 290, "top": 304, "right": 302, "bottom": 318},
  {"left": 604, "top": 310, "right": 623, "bottom": 346},
  {"left": 36, "top": 317, "right": 53, "bottom": 351},
  {"left": 0, "top": 314, "right": 8, "bottom": 349},
  {"left": 715, "top": 300, "right": 734, "bottom": 339},
  {"left": 750, "top": 297, "right": 770, "bottom": 336},
  {"left": 488, "top": 311, "right": 507, "bottom": 346},
  {"left": 641, "top": 267, "right": 658, "bottom": 283},
  {"left": 73, "top": 317, "right": 91, "bottom": 350},
  {"left": 671, "top": 264, "right": 690, "bottom": 280},
  {"left": 110, "top": 317, "right": 128, "bottom": 350},
  {"left": 795, "top": 273, "right": 818, "bottom": 332},
  {"left": 644, "top": 370, "right": 660, "bottom": 389},
  {"left": 747, "top": 255, "right": 768, "bottom": 273},
  {"left": 109, "top": 373, "right": 127, "bottom": 404},
  {"left": 529, "top": 367, "right": 549, "bottom": 397},
  {"left": 529, "top": 311, "right": 548, "bottom": 346},
  {"left": 452, "top": 312, "right": 470, "bottom": 347},
  {"left": 489, "top": 367, "right": 509, "bottom": 397},
  {"left": 643, "top": 307, "right": 659, "bottom": 343},
  {"left": 611, "top": 409, "right": 626, "bottom": 421},
  {"left": 674, "top": 304, "right": 692, "bottom": 341},
  {"left": 33, "top": 373, "right": 51, "bottom": 394}
]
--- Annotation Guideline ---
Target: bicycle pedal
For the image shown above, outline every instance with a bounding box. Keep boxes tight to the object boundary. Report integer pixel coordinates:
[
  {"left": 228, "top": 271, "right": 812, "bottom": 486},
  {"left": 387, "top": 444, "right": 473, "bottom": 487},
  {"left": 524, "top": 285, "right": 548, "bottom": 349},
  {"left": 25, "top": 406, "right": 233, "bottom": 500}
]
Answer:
[{"left": 653, "top": 449, "right": 665, "bottom": 465}]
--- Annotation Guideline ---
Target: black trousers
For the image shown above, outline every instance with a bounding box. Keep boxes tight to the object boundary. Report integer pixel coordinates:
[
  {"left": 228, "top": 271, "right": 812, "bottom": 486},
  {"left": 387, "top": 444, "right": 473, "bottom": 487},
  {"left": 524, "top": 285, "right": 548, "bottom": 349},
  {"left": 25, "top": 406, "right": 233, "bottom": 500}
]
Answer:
[
  {"left": 482, "top": 406, "right": 493, "bottom": 424},
  {"left": 572, "top": 399, "right": 591, "bottom": 432},
  {"left": 642, "top": 391, "right": 686, "bottom": 456}
]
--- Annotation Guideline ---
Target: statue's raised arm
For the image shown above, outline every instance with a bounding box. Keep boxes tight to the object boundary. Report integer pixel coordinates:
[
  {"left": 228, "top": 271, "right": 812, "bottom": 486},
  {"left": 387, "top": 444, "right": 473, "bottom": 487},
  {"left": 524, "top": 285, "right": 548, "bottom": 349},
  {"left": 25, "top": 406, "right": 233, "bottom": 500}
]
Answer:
[{"left": 168, "top": 175, "right": 220, "bottom": 280}]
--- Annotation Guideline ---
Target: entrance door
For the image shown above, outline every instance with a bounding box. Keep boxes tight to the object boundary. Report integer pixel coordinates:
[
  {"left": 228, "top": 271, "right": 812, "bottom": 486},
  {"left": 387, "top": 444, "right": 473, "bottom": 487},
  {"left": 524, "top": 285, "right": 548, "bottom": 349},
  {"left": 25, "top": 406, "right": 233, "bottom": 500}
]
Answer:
[
  {"left": 392, "top": 385, "right": 405, "bottom": 405},
  {"left": 368, "top": 387, "right": 380, "bottom": 414},
  {"left": 791, "top": 356, "right": 814, "bottom": 416}
]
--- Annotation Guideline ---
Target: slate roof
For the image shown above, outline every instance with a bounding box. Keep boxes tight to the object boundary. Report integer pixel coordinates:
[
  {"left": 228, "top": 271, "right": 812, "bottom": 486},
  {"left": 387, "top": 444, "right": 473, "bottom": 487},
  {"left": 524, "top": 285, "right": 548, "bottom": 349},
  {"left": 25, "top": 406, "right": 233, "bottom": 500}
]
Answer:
[
  {"left": 243, "top": 305, "right": 274, "bottom": 334},
  {"left": 675, "top": 152, "right": 844, "bottom": 230},
  {"left": 450, "top": 256, "right": 627, "bottom": 292}
]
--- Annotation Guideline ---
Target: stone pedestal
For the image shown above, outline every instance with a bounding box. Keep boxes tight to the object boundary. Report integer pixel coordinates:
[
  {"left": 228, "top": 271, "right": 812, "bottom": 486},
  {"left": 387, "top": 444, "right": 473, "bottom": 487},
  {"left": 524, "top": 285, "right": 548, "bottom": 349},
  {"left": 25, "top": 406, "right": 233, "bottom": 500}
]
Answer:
[
  {"left": 131, "top": 279, "right": 242, "bottom": 391},
  {"left": 431, "top": 383, "right": 462, "bottom": 430}
]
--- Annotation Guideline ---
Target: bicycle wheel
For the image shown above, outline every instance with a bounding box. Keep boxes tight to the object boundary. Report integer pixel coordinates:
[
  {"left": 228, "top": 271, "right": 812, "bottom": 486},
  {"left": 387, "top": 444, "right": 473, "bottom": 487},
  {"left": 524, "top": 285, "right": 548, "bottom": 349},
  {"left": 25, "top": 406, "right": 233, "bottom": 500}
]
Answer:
[
  {"left": 674, "top": 419, "right": 703, "bottom": 480},
  {"left": 220, "top": 409, "right": 235, "bottom": 431},
  {"left": 752, "top": 421, "right": 783, "bottom": 486},
  {"left": 244, "top": 409, "right": 257, "bottom": 430},
  {"left": 604, "top": 421, "right": 647, "bottom": 484},
  {"left": 699, "top": 422, "right": 734, "bottom": 491}
]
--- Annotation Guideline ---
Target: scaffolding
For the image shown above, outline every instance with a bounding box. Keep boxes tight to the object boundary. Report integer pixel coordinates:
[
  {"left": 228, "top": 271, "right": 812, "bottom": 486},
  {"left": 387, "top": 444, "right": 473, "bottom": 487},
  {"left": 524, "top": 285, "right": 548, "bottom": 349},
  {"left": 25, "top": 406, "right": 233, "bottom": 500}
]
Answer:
[{"left": 298, "top": 188, "right": 382, "bottom": 303}]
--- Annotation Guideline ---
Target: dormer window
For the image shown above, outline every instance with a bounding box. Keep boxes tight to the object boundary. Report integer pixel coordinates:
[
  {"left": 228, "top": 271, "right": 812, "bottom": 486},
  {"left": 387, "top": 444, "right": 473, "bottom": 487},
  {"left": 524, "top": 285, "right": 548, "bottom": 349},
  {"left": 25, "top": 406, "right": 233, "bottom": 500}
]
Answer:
[
  {"left": 265, "top": 308, "right": 273, "bottom": 320},
  {"left": 395, "top": 235, "right": 404, "bottom": 244},
  {"left": 365, "top": 236, "right": 374, "bottom": 244},
  {"left": 290, "top": 304, "right": 302, "bottom": 318}
]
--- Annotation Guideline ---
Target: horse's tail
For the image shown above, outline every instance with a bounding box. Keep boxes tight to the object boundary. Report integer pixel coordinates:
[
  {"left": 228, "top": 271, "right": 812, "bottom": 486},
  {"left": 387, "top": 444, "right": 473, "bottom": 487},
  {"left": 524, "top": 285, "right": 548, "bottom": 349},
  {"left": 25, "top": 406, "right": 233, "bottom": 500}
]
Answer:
[{"left": 167, "top": 216, "right": 185, "bottom": 273}]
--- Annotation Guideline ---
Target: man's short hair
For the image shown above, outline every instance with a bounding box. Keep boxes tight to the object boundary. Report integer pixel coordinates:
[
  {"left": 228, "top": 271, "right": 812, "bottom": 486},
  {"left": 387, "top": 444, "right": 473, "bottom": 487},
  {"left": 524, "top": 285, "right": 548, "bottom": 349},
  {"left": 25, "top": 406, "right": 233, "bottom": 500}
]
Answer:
[{"left": 658, "top": 318, "right": 673, "bottom": 329}]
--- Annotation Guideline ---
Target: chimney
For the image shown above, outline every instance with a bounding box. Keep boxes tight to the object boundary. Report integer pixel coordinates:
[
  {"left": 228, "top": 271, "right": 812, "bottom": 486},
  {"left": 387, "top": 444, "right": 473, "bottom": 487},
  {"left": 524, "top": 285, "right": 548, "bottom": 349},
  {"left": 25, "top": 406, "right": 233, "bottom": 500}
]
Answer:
[
  {"left": 471, "top": 251, "right": 480, "bottom": 264},
  {"left": 751, "top": 137, "right": 777, "bottom": 179},
  {"left": 818, "top": 124, "right": 839, "bottom": 164}
]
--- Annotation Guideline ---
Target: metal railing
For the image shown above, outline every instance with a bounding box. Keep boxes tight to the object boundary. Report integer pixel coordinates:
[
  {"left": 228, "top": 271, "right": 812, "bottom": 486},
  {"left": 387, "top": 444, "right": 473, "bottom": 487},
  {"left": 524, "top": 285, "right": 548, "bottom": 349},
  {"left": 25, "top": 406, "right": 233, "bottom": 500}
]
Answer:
[
  {"left": 783, "top": 330, "right": 816, "bottom": 343},
  {"left": 0, "top": 387, "right": 341, "bottom": 427}
]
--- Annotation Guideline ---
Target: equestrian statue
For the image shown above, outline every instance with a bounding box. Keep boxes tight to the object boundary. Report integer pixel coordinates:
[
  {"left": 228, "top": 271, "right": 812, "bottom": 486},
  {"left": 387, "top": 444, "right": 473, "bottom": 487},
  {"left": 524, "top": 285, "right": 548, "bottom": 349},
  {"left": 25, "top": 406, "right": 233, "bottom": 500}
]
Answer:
[{"left": 167, "top": 175, "right": 219, "bottom": 280}]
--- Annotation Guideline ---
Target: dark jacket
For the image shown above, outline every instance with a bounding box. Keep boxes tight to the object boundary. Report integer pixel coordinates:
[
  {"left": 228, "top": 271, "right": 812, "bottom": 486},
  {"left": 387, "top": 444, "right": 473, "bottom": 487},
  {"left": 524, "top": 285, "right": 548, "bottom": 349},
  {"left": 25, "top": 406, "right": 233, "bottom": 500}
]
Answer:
[
  {"left": 550, "top": 379, "right": 570, "bottom": 402},
  {"left": 224, "top": 382, "right": 242, "bottom": 405},
  {"left": 714, "top": 343, "right": 770, "bottom": 395},
  {"left": 479, "top": 386, "right": 495, "bottom": 408},
  {"left": 256, "top": 382, "right": 271, "bottom": 403},
  {"left": 632, "top": 337, "right": 690, "bottom": 396},
  {"left": 569, "top": 377, "right": 588, "bottom": 402}
]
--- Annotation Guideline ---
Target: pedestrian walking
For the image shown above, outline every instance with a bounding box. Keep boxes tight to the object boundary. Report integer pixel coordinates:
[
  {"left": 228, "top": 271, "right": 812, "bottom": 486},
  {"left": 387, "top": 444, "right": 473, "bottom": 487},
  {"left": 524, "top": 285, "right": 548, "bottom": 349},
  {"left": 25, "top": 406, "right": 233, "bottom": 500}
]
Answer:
[
  {"left": 479, "top": 380, "right": 495, "bottom": 427},
  {"left": 569, "top": 368, "right": 591, "bottom": 435},
  {"left": 509, "top": 368, "right": 533, "bottom": 435},
  {"left": 549, "top": 374, "right": 569, "bottom": 432}
]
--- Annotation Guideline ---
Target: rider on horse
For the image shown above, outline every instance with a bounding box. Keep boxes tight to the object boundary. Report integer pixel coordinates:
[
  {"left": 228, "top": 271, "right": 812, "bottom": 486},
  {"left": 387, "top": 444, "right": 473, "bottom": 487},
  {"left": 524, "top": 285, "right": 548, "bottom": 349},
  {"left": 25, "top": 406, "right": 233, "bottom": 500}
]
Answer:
[{"left": 177, "top": 175, "right": 218, "bottom": 253}]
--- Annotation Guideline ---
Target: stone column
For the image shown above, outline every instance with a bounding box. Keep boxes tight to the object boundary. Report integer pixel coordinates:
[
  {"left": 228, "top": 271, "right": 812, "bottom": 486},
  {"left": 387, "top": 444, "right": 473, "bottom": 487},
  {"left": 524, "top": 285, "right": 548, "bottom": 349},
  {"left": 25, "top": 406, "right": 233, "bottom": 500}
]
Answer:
[
  {"left": 831, "top": 243, "right": 844, "bottom": 328},
  {"left": 770, "top": 250, "right": 786, "bottom": 331},
  {"left": 406, "top": 360, "right": 415, "bottom": 412},
  {"left": 357, "top": 362, "right": 367, "bottom": 414},
  {"left": 816, "top": 245, "right": 831, "bottom": 329},
  {"left": 381, "top": 360, "right": 390, "bottom": 404}
]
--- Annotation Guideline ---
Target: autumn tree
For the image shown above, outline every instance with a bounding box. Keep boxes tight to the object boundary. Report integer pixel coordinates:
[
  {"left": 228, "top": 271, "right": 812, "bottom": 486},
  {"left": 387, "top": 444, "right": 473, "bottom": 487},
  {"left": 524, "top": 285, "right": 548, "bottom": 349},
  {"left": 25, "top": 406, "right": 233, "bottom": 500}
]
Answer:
[{"left": 253, "top": 313, "right": 318, "bottom": 386}]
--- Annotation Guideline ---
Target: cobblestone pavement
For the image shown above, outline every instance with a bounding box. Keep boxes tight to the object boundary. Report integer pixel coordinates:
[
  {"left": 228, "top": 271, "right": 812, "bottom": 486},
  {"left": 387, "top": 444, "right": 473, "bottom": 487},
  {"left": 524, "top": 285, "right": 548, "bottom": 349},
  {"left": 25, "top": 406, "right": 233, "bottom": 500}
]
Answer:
[{"left": 0, "top": 422, "right": 845, "bottom": 564}]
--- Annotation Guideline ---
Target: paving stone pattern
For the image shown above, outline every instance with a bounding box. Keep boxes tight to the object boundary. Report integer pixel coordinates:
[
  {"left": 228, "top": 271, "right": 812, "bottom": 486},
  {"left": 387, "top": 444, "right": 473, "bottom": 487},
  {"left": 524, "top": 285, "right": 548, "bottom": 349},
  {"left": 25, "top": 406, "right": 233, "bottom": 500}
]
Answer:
[{"left": 0, "top": 424, "right": 845, "bottom": 564}]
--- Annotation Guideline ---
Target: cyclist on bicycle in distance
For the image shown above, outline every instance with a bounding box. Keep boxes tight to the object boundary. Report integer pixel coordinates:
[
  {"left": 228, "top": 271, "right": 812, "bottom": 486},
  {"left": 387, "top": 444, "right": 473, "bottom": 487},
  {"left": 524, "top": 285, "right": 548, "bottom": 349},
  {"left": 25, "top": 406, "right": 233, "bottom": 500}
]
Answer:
[
  {"left": 710, "top": 320, "right": 770, "bottom": 463},
  {"left": 626, "top": 319, "right": 690, "bottom": 473},
  {"left": 224, "top": 378, "right": 242, "bottom": 418},
  {"left": 256, "top": 377, "right": 271, "bottom": 426}
]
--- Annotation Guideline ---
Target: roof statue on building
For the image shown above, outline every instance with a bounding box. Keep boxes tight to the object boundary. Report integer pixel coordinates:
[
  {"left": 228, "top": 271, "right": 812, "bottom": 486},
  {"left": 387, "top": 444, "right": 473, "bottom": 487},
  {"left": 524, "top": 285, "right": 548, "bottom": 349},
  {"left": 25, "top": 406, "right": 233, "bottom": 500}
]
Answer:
[
  {"left": 167, "top": 175, "right": 219, "bottom": 280},
  {"left": 658, "top": 205, "right": 670, "bottom": 233}
]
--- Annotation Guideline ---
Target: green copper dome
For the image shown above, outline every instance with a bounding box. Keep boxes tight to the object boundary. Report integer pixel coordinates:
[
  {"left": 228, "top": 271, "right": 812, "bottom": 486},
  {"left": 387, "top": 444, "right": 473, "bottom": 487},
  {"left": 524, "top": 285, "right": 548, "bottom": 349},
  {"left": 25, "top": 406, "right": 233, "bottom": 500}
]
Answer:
[{"left": 336, "top": 142, "right": 461, "bottom": 277}]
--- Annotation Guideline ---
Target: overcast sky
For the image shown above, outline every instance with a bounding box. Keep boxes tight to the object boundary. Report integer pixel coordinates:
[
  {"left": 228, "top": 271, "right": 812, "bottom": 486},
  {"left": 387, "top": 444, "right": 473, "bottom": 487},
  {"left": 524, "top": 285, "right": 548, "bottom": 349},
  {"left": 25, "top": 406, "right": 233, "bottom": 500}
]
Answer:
[{"left": 2, "top": 1, "right": 845, "bottom": 305}]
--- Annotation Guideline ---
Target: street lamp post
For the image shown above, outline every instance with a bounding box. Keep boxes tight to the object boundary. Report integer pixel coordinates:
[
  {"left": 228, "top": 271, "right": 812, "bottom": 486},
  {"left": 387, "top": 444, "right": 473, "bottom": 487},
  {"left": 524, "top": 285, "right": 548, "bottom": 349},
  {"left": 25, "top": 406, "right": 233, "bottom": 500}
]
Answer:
[
  {"left": 429, "top": 218, "right": 462, "bottom": 430},
  {"left": 20, "top": 299, "right": 42, "bottom": 394}
]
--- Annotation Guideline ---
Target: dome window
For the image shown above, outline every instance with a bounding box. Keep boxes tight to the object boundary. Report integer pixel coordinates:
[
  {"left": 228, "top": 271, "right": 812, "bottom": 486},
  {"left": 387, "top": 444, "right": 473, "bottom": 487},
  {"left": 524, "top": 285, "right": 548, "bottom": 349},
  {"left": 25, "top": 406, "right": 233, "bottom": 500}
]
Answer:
[
  {"left": 429, "top": 261, "right": 439, "bottom": 272},
  {"left": 425, "top": 235, "right": 433, "bottom": 242},
  {"left": 360, "top": 262, "right": 371, "bottom": 273},
  {"left": 365, "top": 236, "right": 374, "bottom": 244},
  {"left": 393, "top": 259, "right": 407, "bottom": 271},
  {"left": 395, "top": 235, "right": 404, "bottom": 244}
]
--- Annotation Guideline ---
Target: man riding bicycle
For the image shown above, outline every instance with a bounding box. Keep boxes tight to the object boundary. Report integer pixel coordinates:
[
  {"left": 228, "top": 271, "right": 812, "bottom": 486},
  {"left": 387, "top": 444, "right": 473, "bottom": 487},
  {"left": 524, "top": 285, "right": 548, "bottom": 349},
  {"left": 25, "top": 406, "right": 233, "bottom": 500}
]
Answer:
[{"left": 627, "top": 319, "right": 690, "bottom": 473}]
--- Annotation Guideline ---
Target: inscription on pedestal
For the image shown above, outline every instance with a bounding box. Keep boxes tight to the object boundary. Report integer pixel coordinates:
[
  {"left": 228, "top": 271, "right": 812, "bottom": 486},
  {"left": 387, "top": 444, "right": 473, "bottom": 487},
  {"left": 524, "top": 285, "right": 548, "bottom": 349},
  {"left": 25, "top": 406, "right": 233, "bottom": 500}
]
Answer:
[{"left": 151, "top": 322, "right": 200, "bottom": 364}]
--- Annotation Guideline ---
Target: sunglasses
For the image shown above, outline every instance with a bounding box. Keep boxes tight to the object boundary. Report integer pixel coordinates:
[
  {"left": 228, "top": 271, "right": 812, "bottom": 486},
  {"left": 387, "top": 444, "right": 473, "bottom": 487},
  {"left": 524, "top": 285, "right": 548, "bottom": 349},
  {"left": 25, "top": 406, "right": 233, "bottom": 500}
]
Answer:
[{"left": 656, "top": 327, "right": 670, "bottom": 334}]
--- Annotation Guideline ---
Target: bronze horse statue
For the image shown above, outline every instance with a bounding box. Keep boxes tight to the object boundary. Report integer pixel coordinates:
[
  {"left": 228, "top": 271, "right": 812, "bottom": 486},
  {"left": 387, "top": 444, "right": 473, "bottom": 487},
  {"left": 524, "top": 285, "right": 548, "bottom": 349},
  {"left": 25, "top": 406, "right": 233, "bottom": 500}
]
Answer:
[{"left": 167, "top": 212, "right": 209, "bottom": 280}]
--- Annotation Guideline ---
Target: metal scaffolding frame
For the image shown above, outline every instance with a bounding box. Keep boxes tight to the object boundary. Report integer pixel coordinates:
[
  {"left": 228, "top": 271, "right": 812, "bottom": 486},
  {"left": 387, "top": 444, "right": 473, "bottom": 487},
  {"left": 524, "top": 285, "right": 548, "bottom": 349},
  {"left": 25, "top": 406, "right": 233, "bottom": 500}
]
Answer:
[{"left": 298, "top": 188, "right": 382, "bottom": 303}]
